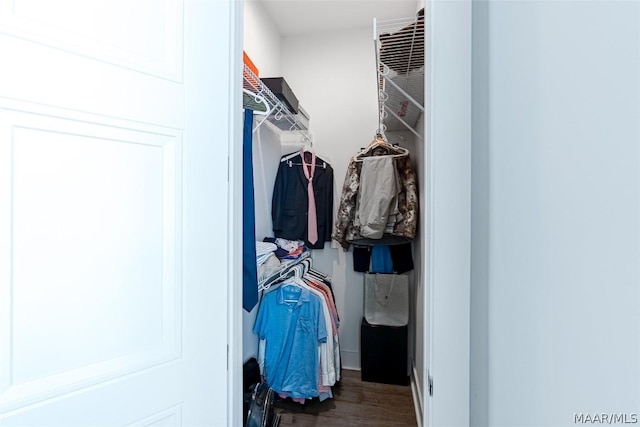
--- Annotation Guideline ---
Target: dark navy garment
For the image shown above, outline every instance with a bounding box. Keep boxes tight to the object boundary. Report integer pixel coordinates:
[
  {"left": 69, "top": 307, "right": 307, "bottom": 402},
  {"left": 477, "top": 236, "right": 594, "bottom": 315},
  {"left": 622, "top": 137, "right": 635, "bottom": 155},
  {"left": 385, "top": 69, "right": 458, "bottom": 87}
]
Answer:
[
  {"left": 354, "top": 243, "right": 413, "bottom": 273},
  {"left": 243, "top": 110, "right": 259, "bottom": 312},
  {"left": 389, "top": 242, "right": 414, "bottom": 273},
  {"left": 353, "top": 245, "right": 372, "bottom": 272},
  {"left": 253, "top": 284, "right": 327, "bottom": 398}
]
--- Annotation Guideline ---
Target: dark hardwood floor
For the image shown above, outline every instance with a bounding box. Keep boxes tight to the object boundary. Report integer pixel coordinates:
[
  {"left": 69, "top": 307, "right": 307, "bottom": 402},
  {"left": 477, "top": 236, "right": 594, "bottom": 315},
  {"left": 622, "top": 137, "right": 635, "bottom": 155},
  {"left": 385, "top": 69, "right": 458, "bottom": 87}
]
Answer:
[{"left": 274, "top": 369, "right": 418, "bottom": 427}]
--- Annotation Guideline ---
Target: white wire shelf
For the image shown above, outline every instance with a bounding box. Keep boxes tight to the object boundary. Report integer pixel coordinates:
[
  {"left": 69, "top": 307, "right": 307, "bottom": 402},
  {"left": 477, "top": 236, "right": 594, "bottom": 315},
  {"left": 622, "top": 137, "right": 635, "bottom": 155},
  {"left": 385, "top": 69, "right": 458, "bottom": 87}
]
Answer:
[
  {"left": 243, "top": 64, "right": 311, "bottom": 136},
  {"left": 374, "top": 10, "right": 425, "bottom": 139}
]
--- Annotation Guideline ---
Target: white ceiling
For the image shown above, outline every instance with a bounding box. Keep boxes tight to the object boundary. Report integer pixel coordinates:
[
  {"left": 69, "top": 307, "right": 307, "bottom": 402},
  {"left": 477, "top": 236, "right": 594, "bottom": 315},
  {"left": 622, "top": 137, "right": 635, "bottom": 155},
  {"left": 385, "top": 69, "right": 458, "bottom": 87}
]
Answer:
[{"left": 255, "top": 0, "right": 420, "bottom": 37}]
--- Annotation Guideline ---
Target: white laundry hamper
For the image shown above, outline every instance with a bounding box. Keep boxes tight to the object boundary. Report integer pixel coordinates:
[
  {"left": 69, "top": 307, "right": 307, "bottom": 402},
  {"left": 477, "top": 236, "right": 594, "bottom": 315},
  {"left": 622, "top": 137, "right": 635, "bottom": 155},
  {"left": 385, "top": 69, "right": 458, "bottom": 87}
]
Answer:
[{"left": 364, "top": 273, "right": 409, "bottom": 327}]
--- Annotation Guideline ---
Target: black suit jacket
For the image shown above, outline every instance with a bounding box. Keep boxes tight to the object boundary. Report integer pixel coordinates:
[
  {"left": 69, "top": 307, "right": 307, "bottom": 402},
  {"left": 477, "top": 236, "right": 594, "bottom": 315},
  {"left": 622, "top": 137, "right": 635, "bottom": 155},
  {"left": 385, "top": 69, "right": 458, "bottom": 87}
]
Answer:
[{"left": 271, "top": 152, "right": 334, "bottom": 249}]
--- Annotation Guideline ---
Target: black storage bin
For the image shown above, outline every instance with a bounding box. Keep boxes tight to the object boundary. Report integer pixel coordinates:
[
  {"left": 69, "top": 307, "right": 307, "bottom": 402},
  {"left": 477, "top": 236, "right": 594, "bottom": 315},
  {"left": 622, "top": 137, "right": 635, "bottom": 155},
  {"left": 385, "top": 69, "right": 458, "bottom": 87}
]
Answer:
[
  {"left": 243, "top": 357, "right": 261, "bottom": 425},
  {"left": 360, "top": 317, "right": 409, "bottom": 386},
  {"left": 261, "top": 77, "right": 299, "bottom": 113}
]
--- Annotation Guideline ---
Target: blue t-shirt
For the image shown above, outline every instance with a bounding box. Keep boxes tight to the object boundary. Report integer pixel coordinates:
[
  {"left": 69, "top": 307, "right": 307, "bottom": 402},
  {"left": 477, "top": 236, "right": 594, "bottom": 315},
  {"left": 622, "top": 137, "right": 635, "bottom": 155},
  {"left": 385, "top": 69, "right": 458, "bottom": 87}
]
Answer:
[{"left": 254, "top": 283, "right": 327, "bottom": 398}]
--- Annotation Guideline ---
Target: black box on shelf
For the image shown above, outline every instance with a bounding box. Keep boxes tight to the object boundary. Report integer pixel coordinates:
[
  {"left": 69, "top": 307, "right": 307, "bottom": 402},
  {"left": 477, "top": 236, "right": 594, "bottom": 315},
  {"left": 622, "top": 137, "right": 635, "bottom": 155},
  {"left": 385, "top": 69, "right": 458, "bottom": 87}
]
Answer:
[
  {"left": 261, "top": 77, "right": 299, "bottom": 114},
  {"left": 360, "top": 317, "right": 409, "bottom": 386}
]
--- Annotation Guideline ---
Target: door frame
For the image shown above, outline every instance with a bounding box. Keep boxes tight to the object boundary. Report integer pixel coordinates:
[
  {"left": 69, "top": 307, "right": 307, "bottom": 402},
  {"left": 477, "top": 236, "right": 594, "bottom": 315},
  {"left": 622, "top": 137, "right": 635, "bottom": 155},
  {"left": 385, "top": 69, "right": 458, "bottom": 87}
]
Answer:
[
  {"left": 424, "top": 0, "right": 472, "bottom": 426},
  {"left": 227, "top": 1, "right": 244, "bottom": 427},
  {"left": 226, "top": 0, "right": 474, "bottom": 425}
]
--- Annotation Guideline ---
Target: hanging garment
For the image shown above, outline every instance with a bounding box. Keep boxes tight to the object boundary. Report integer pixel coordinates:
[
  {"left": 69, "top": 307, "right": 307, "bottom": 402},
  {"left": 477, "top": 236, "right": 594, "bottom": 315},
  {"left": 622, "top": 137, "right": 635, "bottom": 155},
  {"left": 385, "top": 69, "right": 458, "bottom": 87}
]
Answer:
[
  {"left": 303, "top": 279, "right": 337, "bottom": 387},
  {"left": 333, "top": 154, "right": 418, "bottom": 250},
  {"left": 254, "top": 283, "right": 327, "bottom": 399},
  {"left": 355, "top": 156, "right": 400, "bottom": 239},
  {"left": 272, "top": 151, "right": 334, "bottom": 249},
  {"left": 370, "top": 245, "right": 393, "bottom": 274},
  {"left": 353, "top": 243, "right": 414, "bottom": 273},
  {"left": 260, "top": 271, "right": 340, "bottom": 388},
  {"left": 389, "top": 242, "right": 414, "bottom": 274},
  {"left": 256, "top": 262, "right": 341, "bottom": 398},
  {"left": 243, "top": 109, "right": 259, "bottom": 312},
  {"left": 352, "top": 245, "right": 372, "bottom": 272}
]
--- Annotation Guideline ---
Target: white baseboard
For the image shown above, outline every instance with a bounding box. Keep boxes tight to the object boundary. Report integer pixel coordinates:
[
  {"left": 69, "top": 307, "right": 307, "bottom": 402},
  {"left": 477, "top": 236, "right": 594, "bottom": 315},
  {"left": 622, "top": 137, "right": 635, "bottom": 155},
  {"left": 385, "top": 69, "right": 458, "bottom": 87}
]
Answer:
[
  {"left": 340, "top": 349, "right": 360, "bottom": 370},
  {"left": 411, "top": 366, "right": 424, "bottom": 427}
]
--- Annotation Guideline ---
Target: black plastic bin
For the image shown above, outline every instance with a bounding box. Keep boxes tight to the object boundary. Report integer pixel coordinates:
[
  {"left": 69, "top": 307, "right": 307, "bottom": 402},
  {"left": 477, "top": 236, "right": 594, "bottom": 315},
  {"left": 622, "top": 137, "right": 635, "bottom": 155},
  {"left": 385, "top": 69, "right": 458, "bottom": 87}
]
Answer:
[{"left": 360, "top": 317, "right": 409, "bottom": 386}]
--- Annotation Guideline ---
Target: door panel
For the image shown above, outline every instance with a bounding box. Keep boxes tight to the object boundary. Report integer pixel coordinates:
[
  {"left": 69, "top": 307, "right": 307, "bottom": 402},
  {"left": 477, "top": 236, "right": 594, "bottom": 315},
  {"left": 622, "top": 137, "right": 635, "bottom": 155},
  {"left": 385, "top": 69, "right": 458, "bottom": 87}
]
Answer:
[
  {"left": 0, "top": 0, "right": 183, "bottom": 81},
  {"left": 127, "top": 405, "right": 182, "bottom": 427},
  {"left": 0, "top": 0, "right": 232, "bottom": 425},
  {"left": 0, "top": 107, "right": 182, "bottom": 413},
  {"left": 0, "top": 16, "right": 184, "bottom": 130}
]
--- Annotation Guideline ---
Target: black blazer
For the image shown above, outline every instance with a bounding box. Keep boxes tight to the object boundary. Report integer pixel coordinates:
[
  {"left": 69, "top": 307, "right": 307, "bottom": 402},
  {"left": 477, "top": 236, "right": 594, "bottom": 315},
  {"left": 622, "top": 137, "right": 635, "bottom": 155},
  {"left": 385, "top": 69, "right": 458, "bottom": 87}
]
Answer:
[{"left": 271, "top": 152, "right": 334, "bottom": 249}]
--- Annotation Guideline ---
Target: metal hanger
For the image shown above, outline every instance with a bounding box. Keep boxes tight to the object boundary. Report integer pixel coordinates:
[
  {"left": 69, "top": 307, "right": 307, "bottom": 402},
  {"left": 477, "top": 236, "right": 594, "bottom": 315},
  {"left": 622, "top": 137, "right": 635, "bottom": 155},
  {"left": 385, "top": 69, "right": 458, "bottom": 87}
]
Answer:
[
  {"left": 352, "top": 131, "right": 409, "bottom": 162},
  {"left": 280, "top": 136, "right": 328, "bottom": 169},
  {"left": 280, "top": 134, "right": 314, "bottom": 162}
]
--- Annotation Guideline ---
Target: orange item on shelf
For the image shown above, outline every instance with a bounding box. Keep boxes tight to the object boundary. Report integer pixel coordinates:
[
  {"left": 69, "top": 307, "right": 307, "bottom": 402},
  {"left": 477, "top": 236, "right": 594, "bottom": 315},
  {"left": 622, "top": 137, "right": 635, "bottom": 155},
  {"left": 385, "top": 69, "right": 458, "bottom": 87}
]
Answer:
[{"left": 243, "top": 51, "right": 260, "bottom": 87}]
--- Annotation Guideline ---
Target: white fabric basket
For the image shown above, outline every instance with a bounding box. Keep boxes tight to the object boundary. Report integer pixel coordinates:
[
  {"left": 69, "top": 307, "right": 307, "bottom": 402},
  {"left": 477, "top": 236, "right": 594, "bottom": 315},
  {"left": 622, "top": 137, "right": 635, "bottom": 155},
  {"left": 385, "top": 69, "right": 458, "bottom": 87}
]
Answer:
[{"left": 364, "top": 273, "right": 409, "bottom": 327}]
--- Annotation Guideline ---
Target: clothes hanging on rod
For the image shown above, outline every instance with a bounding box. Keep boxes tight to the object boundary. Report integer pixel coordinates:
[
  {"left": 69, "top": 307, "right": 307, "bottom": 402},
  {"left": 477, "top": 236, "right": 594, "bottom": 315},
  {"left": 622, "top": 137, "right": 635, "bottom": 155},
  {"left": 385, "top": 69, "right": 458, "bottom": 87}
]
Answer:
[
  {"left": 254, "top": 280, "right": 326, "bottom": 399},
  {"left": 332, "top": 136, "right": 418, "bottom": 250},
  {"left": 272, "top": 150, "right": 334, "bottom": 249},
  {"left": 253, "top": 259, "right": 340, "bottom": 402}
]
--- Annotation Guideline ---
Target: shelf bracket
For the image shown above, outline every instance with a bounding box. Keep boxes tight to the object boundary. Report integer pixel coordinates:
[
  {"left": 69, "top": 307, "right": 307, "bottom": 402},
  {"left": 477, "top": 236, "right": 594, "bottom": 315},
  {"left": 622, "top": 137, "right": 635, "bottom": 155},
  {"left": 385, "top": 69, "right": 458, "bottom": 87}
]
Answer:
[
  {"left": 383, "top": 106, "right": 423, "bottom": 140},
  {"left": 378, "top": 69, "right": 425, "bottom": 114}
]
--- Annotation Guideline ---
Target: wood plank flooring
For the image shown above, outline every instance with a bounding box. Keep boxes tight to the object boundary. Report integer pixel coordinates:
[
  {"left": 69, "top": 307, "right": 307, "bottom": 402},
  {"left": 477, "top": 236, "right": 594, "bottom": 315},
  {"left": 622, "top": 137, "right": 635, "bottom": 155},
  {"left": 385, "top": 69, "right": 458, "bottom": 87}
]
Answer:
[{"left": 274, "top": 369, "right": 418, "bottom": 427}]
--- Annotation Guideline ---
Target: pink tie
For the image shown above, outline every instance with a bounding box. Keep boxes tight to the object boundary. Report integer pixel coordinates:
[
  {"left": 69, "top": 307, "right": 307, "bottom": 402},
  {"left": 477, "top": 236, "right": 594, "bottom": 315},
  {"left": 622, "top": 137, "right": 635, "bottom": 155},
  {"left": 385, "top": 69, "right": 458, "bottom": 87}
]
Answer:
[{"left": 301, "top": 150, "right": 318, "bottom": 244}]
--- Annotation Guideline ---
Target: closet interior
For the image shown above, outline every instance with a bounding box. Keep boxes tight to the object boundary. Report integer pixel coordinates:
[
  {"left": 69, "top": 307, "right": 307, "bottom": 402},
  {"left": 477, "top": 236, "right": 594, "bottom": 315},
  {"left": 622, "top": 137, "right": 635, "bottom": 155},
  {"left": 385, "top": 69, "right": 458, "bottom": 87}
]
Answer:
[{"left": 241, "top": 0, "right": 426, "bottom": 422}]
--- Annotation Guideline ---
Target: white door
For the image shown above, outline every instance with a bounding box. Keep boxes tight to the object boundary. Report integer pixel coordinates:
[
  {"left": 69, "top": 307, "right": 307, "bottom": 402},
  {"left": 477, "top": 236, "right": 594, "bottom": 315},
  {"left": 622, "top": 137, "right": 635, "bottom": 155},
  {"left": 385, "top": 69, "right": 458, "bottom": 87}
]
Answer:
[{"left": 0, "top": 1, "right": 235, "bottom": 425}]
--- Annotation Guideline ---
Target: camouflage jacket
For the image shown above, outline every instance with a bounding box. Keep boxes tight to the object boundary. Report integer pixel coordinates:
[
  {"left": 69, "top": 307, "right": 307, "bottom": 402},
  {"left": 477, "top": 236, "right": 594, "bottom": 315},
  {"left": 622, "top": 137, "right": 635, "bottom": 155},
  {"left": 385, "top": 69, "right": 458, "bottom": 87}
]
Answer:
[{"left": 332, "top": 154, "right": 418, "bottom": 250}]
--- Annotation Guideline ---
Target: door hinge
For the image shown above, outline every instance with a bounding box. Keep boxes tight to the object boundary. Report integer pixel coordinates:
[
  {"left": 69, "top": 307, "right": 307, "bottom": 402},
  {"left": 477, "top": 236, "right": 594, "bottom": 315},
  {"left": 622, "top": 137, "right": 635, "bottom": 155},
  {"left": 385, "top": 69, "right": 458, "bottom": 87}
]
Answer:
[{"left": 428, "top": 373, "right": 433, "bottom": 396}]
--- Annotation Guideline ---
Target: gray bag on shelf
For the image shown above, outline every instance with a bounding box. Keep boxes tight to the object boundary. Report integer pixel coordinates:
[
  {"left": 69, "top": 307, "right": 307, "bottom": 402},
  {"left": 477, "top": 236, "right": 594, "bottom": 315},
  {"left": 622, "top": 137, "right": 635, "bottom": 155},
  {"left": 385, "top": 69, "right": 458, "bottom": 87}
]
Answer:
[{"left": 364, "top": 273, "right": 409, "bottom": 327}]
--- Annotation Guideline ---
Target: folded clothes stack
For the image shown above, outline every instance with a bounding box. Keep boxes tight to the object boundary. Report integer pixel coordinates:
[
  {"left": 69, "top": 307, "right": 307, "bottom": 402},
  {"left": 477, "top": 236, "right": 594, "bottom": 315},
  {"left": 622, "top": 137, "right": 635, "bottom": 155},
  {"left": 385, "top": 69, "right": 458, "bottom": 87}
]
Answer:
[
  {"left": 263, "top": 237, "right": 307, "bottom": 260},
  {"left": 256, "top": 241, "right": 277, "bottom": 266},
  {"left": 256, "top": 241, "right": 281, "bottom": 284}
]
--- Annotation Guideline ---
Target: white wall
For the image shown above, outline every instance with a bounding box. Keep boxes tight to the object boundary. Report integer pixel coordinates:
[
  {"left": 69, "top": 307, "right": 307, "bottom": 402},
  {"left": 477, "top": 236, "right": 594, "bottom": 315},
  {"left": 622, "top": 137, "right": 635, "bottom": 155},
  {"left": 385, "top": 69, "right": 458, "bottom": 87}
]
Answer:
[
  {"left": 281, "top": 26, "right": 379, "bottom": 369},
  {"left": 471, "top": 1, "right": 640, "bottom": 425},
  {"left": 243, "top": 0, "right": 281, "bottom": 77}
]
